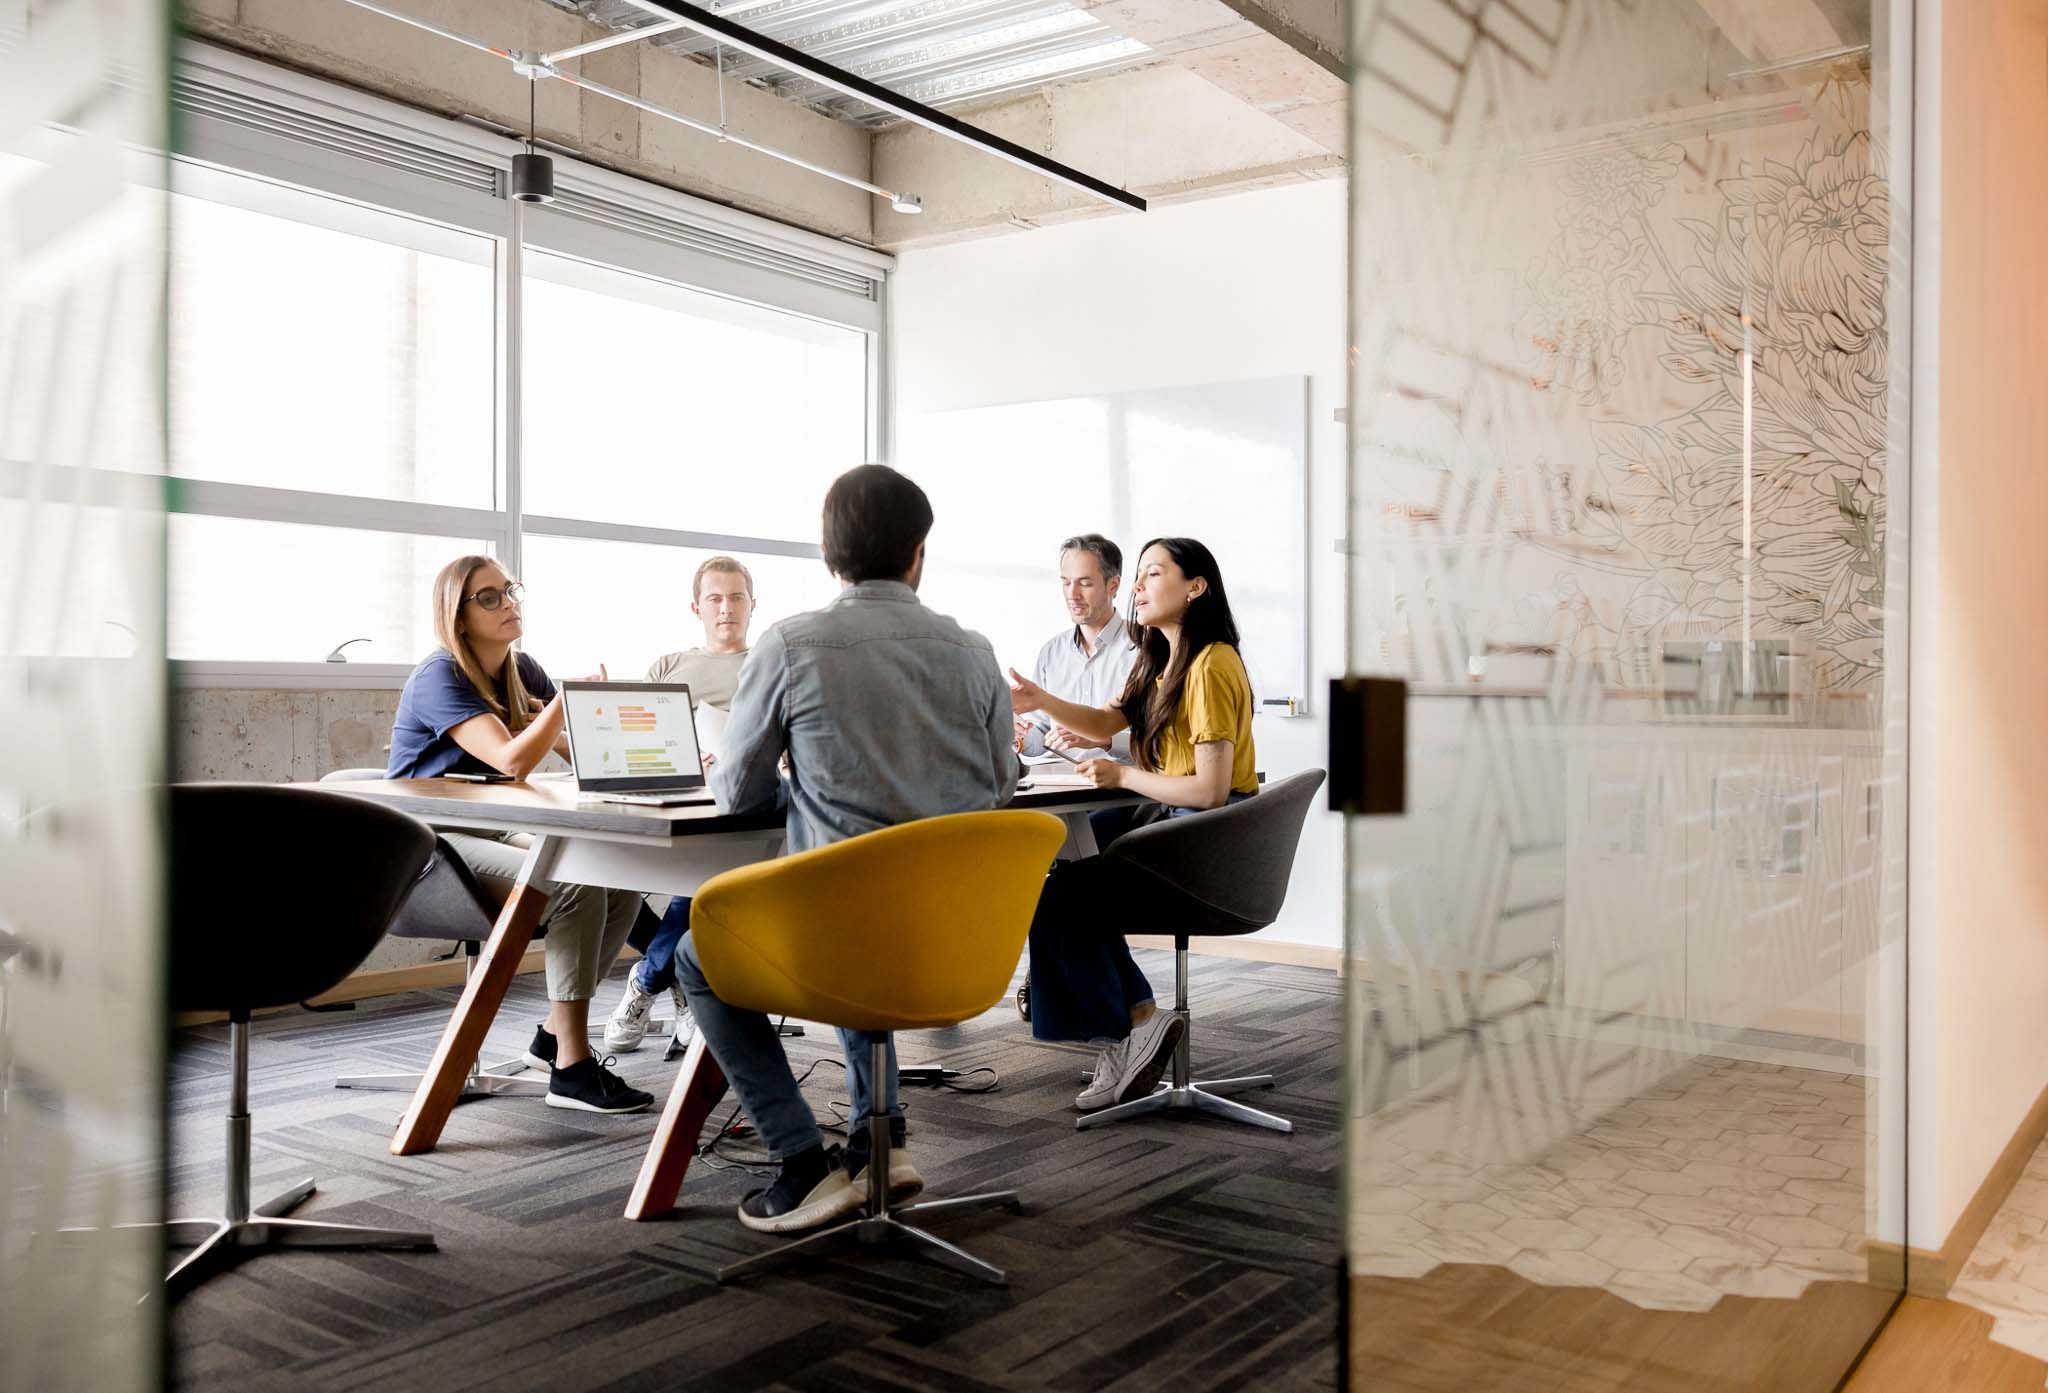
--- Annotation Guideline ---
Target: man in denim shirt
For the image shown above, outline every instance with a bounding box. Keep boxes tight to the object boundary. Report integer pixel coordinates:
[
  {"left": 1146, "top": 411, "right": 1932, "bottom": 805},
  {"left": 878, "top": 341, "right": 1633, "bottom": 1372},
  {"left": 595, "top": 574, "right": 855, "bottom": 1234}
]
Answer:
[{"left": 675, "top": 464, "right": 1021, "bottom": 1235}]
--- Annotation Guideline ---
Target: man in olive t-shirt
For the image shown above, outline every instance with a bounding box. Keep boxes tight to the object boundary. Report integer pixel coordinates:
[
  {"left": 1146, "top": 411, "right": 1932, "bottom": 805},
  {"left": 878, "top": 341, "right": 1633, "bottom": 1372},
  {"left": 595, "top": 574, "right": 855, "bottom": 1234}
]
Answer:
[{"left": 605, "top": 556, "right": 757, "bottom": 1052}]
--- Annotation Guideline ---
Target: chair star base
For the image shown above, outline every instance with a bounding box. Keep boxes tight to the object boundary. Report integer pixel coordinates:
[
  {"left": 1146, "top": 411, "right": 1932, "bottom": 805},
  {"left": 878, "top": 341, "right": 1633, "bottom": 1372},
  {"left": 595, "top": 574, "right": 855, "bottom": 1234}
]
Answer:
[
  {"left": 716, "top": 1191, "right": 1022, "bottom": 1287},
  {"left": 1076, "top": 1074, "right": 1292, "bottom": 1133},
  {"left": 717, "top": 1040, "right": 1023, "bottom": 1287},
  {"left": 161, "top": 1178, "right": 436, "bottom": 1298},
  {"left": 336, "top": 1056, "right": 547, "bottom": 1100}
]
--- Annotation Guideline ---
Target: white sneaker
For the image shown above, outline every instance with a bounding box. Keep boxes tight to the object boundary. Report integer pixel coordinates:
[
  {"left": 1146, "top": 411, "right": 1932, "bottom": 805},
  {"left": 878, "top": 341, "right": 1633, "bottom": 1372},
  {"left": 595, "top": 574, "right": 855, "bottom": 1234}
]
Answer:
[
  {"left": 1076, "top": 1039, "right": 1128, "bottom": 1112},
  {"left": 668, "top": 985, "right": 697, "bottom": 1051},
  {"left": 847, "top": 1145, "right": 925, "bottom": 1204},
  {"left": 604, "top": 978, "right": 657, "bottom": 1052}
]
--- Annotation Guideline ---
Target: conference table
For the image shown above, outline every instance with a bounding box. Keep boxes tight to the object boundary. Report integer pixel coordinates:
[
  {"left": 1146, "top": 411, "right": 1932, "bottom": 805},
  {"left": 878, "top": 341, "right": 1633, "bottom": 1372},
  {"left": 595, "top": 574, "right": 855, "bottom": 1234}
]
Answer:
[{"left": 317, "top": 772, "right": 1139, "bottom": 1218}]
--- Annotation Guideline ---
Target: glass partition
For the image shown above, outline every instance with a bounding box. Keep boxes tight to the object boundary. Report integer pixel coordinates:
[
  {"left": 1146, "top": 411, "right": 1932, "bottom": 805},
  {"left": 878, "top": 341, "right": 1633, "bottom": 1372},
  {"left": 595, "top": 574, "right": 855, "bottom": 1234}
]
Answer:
[
  {"left": 1343, "top": 2, "right": 1909, "bottom": 1385},
  {"left": 0, "top": 0, "right": 170, "bottom": 1388}
]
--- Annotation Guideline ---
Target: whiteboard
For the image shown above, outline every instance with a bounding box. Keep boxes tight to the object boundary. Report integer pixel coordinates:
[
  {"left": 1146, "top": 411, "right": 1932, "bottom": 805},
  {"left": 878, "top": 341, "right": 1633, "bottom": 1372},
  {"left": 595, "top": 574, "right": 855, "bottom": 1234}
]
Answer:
[{"left": 900, "top": 376, "right": 1310, "bottom": 711}]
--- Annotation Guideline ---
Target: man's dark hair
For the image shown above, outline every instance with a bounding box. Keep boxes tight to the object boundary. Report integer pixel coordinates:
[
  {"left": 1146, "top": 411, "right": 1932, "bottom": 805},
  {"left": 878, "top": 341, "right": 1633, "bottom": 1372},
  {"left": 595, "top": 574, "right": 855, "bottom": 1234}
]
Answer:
[
  {"left": 821, "top": 464, "right": 934, "bottom": 582},
  {"left": 1060, "top": 533, "right": 1122, "bottom": 581}
]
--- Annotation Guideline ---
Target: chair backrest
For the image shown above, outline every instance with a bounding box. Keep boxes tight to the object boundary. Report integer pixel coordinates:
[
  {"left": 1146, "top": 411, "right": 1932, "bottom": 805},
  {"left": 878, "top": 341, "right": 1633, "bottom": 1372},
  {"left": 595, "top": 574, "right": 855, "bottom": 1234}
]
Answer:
[
  {"left": 1103, "top": 769, "right": 1327, "bottom": 933},
  {"left": 170, "top": 783, "right": 435, "bottom": 1013},
  {"left": 691, "top": 810, "right": 1067, "bottom": 1033}
]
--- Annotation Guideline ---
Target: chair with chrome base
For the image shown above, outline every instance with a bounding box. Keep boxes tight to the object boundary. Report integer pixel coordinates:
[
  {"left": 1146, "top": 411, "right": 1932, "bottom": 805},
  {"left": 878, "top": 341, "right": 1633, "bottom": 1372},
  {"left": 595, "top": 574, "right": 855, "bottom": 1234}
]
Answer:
[
  {"left": 693, "top": 808, "right": 1067, "bottom": 1287},
  {"left": 165, "top": 783, "right": 439, "bottom": 1297},
  {"left": 1077, "top": 768, "right": 1327, "bottom": 1136},
  {"left": 321, "top": 768, "right": 557, "bottom": 1098},
  {"left": 322, "top": 770, "right": 725, "bottom": 1072}
]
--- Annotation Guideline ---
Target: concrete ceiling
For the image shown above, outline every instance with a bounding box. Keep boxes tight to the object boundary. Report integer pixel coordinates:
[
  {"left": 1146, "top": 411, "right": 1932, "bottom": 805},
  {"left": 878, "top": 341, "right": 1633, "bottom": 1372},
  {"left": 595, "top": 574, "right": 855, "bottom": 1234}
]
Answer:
[{"left": 185, "top": 0, "right": 1347, "bottom": 249}]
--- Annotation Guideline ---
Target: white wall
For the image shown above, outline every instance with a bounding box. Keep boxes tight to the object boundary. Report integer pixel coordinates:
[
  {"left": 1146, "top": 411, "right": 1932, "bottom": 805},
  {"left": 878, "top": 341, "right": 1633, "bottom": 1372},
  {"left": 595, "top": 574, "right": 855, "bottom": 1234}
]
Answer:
[
  {"left": 1912, "top": 0, "right": 2048, "bottom": 1249},
  {"left": 890, "top": 178, "right": 1349, "bottom": 950}
]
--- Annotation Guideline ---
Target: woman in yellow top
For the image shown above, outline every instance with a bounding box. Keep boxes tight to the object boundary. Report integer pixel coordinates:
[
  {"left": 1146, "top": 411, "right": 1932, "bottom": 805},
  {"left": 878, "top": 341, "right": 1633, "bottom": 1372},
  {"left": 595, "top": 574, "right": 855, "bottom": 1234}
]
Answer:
[{"left": 1006, "top": 536, "right": 1257, "bottom": 1114}]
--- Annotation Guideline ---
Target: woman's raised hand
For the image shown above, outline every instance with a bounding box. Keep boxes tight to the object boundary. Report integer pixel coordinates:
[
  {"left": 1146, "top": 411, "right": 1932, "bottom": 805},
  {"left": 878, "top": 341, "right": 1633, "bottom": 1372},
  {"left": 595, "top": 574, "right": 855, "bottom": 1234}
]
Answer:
[{"left": 1007, "top": 667, "right": 1048, "bottom": 715}]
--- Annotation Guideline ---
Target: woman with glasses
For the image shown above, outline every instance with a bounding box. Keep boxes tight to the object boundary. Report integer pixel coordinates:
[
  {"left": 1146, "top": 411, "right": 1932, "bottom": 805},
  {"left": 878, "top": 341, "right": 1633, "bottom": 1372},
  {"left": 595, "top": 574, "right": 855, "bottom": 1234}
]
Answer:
[{"left": 386, "top": 554, "right": 653, "bottom": 1115}]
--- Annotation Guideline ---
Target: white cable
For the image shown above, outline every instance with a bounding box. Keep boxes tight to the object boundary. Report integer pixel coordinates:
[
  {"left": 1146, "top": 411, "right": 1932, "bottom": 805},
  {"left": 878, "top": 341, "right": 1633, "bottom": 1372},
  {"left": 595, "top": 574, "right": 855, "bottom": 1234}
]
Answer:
[
  {"left": 334, "top": 0, "right": 921, "bottom": 211},
  {"left": 334, "top": 0, "right": 510, "bottom": 59}
]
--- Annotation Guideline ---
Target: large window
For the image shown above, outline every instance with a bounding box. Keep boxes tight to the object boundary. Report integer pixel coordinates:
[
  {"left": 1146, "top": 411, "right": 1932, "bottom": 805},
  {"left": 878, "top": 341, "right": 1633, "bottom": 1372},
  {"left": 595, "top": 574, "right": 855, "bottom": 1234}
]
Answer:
[
  {"left": 169, "top": 192, "right": 495, "bottom": 508},
  {"left": 523, "top": 252, "right": 867, "bottom": 538},
  {"left": 163, "top": 122, "right": 877, "bottom": 678}
]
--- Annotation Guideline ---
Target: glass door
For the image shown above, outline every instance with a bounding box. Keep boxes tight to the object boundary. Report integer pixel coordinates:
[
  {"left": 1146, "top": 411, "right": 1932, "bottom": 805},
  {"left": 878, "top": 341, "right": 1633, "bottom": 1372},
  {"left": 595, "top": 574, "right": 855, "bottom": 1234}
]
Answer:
[{"left": 1342, "top": 2, "right": 1909, "bottom": 1387}]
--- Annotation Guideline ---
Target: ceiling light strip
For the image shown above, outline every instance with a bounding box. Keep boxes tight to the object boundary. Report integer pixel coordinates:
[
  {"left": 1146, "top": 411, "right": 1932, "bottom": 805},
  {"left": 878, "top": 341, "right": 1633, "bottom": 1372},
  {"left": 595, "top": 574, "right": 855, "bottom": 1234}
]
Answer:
[{"left": 617, "top": 0, "right": 1145, "bottom": 212}]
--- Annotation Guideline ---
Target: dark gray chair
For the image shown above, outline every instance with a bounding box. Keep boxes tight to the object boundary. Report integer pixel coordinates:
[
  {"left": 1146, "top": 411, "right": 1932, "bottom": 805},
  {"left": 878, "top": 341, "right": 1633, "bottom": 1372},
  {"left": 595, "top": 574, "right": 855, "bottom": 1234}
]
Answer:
[
  {"left": 321, "top": 768, "right": 560, "bottom": 1097},
  {"left": 321, "top": 769, "right": 697, "bottom": 1079},
  {"left": 166, "top": 783, "right": 439, "bottom": 1297},
  {"left": 1078, "top": 768, "right": 1327, "bottom": 1135}
]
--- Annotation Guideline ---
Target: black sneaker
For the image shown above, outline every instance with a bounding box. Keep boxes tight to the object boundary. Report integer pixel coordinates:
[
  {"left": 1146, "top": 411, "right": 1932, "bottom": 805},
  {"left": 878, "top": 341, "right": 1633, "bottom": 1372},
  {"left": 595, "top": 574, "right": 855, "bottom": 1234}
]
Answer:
[
  {"left": 544, "top": 1054, "right": 653, "bottom": 1114},
  {"left": 524, "top": 1024, "right": 557, "bottom": 1072},
  {"left": 739, "top": 1145, "right": 860, "bottom": 1234},
  {"left": 1015, "top": 979, "right": 1031, "bottom": 1023}
]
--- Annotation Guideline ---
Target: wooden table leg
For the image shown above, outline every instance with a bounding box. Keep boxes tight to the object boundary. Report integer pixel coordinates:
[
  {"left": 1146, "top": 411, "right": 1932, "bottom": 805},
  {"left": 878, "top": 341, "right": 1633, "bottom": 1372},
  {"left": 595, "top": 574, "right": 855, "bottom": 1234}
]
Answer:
[
  {"left": 390, "top": 835, "right": 562, "bottom": 1156},
  {"left": 625, "top": 1032, "right": 729, "bottom": 1221}
]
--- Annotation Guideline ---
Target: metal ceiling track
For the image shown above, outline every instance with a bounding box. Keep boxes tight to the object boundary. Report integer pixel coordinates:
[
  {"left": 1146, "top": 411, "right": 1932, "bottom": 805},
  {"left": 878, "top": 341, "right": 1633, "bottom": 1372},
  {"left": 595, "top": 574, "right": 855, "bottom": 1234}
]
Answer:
[
  {"left": 332, "top": 0, "right": 1145, "bottom": 217},
  {"left": 616, "top": 0, "right": 1145, "bottom": 211}
]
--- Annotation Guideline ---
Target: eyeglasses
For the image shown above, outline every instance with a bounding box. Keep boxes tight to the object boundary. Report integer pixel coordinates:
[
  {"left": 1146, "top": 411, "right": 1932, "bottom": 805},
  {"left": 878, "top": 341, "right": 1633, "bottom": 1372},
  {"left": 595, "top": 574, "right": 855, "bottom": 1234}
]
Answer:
[{"left": 462, "top": 580, "right": 525, "bottom": 611}]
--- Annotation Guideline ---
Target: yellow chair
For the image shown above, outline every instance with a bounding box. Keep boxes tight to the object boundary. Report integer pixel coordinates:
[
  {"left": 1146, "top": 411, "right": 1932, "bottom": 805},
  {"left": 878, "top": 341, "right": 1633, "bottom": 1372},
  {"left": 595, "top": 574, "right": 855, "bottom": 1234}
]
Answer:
[{"left": 691, "top": 808, "right": 1067, "bottom": 1286}]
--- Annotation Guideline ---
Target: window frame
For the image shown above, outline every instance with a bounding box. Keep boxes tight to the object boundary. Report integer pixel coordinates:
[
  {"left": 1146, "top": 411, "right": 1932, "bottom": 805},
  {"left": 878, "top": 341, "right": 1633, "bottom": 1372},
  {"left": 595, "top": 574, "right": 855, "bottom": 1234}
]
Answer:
[{"left": 164, "top": 42, "right": 890, "bottom": 689}]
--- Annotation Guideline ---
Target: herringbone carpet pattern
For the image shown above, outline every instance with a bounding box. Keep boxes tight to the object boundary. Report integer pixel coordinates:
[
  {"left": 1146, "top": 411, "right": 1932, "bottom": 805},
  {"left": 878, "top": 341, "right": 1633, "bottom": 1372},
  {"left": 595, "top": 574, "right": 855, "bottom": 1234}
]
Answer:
[{"left": 168, "top": 949, "right": 1341, "bottom": 1392}]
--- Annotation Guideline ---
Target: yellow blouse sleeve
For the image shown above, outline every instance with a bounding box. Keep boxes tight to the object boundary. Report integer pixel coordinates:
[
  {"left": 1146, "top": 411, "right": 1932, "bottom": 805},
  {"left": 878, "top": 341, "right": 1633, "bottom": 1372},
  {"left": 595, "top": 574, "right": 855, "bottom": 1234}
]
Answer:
[{"left": 1184, "top": 644, "right": 1251, "bottom": 748}]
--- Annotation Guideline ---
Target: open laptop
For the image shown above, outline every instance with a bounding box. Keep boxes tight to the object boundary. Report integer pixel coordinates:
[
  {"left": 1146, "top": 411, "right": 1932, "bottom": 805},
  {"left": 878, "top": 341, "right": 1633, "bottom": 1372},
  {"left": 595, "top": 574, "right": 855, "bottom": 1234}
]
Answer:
[{"left": 561, "top": 681, "right": 717, "bottom": 806}]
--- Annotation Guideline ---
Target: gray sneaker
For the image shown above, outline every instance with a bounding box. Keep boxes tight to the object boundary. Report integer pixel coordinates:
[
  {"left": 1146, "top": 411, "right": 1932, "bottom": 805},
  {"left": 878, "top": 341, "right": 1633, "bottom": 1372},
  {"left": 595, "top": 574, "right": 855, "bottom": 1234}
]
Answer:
[
  {"left": 1108, "top": 1012, "right": 1183, "bottom": 1109},
  {"left": 1074, "top": 1013, "right": 1186, "bottom": 1112}
]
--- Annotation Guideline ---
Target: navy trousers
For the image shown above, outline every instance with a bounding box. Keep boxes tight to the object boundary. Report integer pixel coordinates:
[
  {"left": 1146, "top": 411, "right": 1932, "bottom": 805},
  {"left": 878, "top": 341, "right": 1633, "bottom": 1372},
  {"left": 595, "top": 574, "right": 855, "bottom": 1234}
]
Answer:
[
  {"left": 630, "top": 894, "right": 691, "bottom": 994},
  {"left": 1027, "top": 797, "right": 1249, "bottom": 1044}
]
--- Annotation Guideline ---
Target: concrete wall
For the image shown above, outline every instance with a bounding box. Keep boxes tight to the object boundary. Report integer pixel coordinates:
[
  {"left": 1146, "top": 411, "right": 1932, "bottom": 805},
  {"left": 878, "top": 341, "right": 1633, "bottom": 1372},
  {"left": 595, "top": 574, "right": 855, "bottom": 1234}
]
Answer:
[
  {"left": 1915, "top": 0, "right": 2048, "bottom": 1247},
  {"left": 172, "top": 688, "right": 399, "bottom": 783},
  {"left": 888, "top": 177, "right": 1349, "bottom": 950}
]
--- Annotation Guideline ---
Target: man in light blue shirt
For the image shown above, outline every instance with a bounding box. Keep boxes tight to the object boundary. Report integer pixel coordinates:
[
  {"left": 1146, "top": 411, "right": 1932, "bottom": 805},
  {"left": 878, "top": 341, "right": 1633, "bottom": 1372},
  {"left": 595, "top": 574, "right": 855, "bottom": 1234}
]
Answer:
[
  {"left": 1016, "top": 534, "right": 1138, "bottom": 763},
  {"left": 676, "top": 464, "right": 1019, "bottom": 1237}
]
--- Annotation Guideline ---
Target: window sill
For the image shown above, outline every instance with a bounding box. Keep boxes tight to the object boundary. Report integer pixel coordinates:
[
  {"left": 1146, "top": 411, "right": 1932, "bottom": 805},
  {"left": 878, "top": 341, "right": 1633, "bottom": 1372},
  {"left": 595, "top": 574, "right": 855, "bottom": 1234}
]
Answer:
[{"left": 172, "top": 661, "right": 413, "bottom": 691}]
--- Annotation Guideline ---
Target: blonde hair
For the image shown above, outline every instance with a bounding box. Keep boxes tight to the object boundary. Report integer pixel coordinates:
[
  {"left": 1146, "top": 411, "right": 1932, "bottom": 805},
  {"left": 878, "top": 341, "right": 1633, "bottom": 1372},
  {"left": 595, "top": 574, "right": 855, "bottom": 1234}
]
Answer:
[
  {"left": 692, "top": 555, "right": 754, "bottom": 602},
  {"left": 432, "top": 554, "right": 534, "bottom": 733}
]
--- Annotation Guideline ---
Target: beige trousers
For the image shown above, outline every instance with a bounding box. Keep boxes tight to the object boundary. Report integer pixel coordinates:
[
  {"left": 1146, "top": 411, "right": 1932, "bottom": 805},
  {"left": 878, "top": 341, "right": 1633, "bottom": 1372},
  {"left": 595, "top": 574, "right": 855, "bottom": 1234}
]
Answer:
[{"left": 441, "top": 831, "right": 640, "bottom": 1002}]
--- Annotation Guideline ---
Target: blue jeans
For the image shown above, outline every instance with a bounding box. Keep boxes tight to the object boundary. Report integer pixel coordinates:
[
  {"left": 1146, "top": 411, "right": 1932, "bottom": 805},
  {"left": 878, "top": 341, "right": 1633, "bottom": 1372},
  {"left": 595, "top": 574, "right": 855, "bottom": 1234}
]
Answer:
[
  {"left": 673, "top": 931, "right": 902, "bottom": 1159},
  {"left": 1028, "top": 796, "right": 1248, "bottom": 1044},
  {"left": 631, "top": 895, "right": 691, "bottom": 994}
]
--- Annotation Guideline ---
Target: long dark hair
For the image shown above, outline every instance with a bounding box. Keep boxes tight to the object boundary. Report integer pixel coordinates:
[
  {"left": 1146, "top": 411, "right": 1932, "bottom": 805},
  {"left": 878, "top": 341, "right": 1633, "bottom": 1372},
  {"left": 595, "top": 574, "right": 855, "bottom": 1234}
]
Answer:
[{"left": 1114, "top": 537, "right": 1243, "bottom": 772}]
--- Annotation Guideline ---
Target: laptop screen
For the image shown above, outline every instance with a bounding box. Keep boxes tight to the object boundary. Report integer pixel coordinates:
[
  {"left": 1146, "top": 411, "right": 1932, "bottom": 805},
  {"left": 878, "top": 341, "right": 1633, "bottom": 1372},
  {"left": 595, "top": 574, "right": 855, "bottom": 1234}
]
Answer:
[{"left": 560, "top": 682, "right": 707, "bottom": 793}]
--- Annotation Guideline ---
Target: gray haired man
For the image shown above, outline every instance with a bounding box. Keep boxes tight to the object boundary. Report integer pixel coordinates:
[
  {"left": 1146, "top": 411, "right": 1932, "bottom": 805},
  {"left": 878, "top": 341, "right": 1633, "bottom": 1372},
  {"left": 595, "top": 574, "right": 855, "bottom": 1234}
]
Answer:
[{"left": 1015, "top": 533, "right": 1137, "bottom": 763}]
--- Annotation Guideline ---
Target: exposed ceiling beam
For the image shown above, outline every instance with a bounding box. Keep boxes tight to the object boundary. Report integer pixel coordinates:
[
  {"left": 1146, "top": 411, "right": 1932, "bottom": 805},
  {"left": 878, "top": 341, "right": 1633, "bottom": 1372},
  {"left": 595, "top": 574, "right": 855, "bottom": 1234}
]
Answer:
[{"left": 616, "top": 0, "right": 1147, "bottom": 211}]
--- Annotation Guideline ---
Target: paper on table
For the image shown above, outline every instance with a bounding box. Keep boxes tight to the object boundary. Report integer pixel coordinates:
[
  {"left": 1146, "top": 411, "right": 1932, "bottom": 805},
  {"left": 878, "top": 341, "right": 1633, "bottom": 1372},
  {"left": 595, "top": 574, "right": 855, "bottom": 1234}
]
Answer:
[
  {"left": 1021, "top": 771, "right": 1097, "bottom": 788},
  {"left": 694, "top": 702, "right": 729, "bottom": 758}
]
